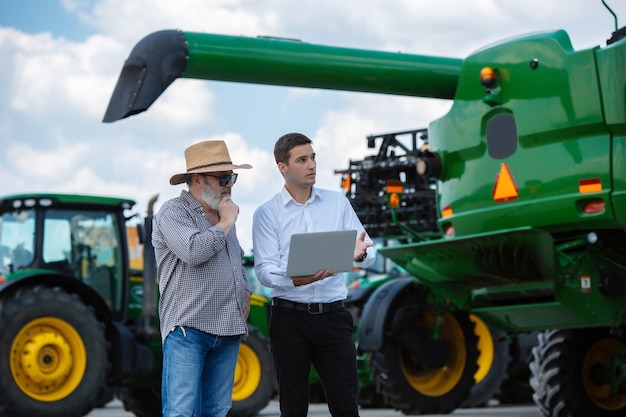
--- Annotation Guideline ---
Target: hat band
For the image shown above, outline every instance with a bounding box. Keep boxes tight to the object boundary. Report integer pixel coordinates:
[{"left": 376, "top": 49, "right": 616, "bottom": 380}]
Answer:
[{"left": 187, "top": 161, "right": 232, "bottom": 172}]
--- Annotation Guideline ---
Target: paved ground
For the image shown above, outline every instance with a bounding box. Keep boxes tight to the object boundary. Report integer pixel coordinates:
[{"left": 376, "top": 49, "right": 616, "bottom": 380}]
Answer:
[{"left": 87, "top": 399, "right": 543, "bottom": 417}]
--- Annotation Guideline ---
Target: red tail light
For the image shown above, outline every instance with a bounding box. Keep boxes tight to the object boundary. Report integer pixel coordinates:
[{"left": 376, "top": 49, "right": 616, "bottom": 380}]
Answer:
[{"left": 583, "top": 200, "right": 605, "bottom": 214}]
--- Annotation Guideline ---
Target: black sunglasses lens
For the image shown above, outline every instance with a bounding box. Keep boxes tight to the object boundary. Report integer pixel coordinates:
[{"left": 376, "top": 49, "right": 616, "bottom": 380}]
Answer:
[{"left": 219, "top": 173, "right": 237, "bottom": 186}]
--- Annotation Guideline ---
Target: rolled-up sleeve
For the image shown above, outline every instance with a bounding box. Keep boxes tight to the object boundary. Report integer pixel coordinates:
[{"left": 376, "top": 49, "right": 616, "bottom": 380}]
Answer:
[{"left": 155, "top": 205, "right": 226, "bottom": 266}]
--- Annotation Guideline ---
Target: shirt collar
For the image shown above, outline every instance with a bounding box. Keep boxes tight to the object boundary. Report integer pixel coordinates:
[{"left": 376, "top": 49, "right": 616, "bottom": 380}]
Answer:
[
  {"left": 180, "top": 189, "right": 204, "bottom": 212},
  {"left": 279, "top": 185, "right": 321, "bottom": 206}
]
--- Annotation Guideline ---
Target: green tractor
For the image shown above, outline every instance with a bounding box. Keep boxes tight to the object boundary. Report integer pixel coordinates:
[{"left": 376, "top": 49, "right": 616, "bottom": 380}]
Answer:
[
  {"left": 0, "top": 193, "right": 275, "bottom": 417},
  {"left": 103, "top": 3, "right": 626, "bottom": 415}
]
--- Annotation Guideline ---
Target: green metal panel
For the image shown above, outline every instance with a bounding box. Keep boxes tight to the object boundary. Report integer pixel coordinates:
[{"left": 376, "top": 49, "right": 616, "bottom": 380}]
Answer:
[
  {"left": 379, "top": 228, "right": 556, "bottom": 308},
  {"left": 248, "top": 294, "right": 271, "bottom": 338},
  {"left": 381, "top": 225, "right": 626, "bottom": 330},
  {"left": 597, "top": 37, "right": 626, "bottom": 131},
  {"left": 472, "top": 302, "right": 594, "bottom": 332},
  {"left": 428, "top": 30, "right": 613, "bottom": 236},
  {"left": 597, "top": 41, "right": 626, "bottom": 226}
]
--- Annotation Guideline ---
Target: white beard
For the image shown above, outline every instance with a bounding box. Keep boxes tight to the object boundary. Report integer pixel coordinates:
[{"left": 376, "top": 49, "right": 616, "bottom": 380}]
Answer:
[{"left": 201, "top": 182, "right": 222, "bottom": 211}]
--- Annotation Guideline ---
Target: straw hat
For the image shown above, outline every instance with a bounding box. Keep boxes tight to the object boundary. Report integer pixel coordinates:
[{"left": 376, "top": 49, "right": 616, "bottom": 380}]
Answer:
[{"left": 169, "top": 140, "right": 252, "bottom": 185}]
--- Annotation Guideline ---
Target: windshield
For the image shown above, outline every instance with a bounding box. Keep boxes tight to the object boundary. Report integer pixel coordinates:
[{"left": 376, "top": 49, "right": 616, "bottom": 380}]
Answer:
[
  {"left": 42, "top": 209, "right": 125, "bottom": 311},
  {"left": 0, "top": 208, "right": 35, "bottom": 274}
]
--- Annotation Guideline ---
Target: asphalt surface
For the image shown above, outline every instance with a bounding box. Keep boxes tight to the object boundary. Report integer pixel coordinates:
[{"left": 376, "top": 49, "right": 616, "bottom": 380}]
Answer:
[{"left": 87, "top": 399, "right": 543, "bottom": 417}]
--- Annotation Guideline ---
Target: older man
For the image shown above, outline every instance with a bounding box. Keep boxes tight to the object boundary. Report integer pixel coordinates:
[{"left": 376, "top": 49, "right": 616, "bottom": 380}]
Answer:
[{"left": 153, "top": 140, "right": 252, "bottom": 417}]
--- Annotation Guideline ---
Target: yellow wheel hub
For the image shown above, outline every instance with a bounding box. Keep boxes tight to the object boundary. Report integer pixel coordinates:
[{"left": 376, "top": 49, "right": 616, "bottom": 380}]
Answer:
[
  {"left": 232, "top": 343, "right": 261, "bottom": 401},
  {"left": 401, "top": 310, "right": 467, "bottom": 397},
  {"left": 583, "top": 337, "right": 626, "bottom": 411},
  {"left": 10, "top": 317, "right": 86, "bottom": 402}
]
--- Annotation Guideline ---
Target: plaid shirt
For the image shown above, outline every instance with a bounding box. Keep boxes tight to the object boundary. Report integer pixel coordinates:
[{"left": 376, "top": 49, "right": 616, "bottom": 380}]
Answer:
[{"left": 153, "top": 190, "right": 250, "bottom": 342}]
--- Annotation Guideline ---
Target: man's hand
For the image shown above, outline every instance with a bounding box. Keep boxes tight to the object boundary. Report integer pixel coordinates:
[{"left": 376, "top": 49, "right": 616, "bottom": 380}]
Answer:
[
  {"left": 291, "top": 269, "right": 336, "bottom": 286},
  {"left": 219, "top": 194, "right": 239, "bottom": 224},
  {"left": 217, "top": 194, "right": 239, "bottom": 234},
  {"left": 243, "top": 290, "right": 252, "bottom": 319},
  {"left": 353, "top": 230, "right": 373, "bottom": 261}
]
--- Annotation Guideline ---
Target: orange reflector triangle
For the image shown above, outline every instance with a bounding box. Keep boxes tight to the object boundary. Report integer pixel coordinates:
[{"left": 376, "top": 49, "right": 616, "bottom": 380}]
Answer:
[{"left": 493, "top": 163, "right": 518, "bottom": 202}]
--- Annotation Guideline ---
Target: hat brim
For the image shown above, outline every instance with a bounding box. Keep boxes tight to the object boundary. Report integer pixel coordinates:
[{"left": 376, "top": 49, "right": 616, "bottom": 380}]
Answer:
[{"left": 169, "top": 163, "right": 252, "bottom": 185}]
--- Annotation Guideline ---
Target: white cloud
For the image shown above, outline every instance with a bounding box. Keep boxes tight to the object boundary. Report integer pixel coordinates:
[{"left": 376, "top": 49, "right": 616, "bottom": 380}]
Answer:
[{"left": 71, "top": 0, "right": 281, "bottom": 42}]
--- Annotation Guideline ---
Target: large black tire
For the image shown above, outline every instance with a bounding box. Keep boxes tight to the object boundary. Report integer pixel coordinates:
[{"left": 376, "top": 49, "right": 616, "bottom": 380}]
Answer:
[
  {"left": 462, "top": 316, "right": 512, "bottom": 408},
  {"left": 496, "top": 331, "right": 538, "bottom": 404},
  {"left": 530, "top": 328, "right": 626, "bottom": 417},
  {"left": 0, "top": 285, "right": 107, "bottom": 417},
  {"left": 370, "top": 287, "right": 479, "bottom": 415},
  {"left": 229, "top": 327, "right": 276, "bottom": 417},
  {"left": 116, "top": 386, "right": 161, "bottom": 417},
  {"left": 358, "top": 385, "right": 387, "bottom": 409},
  {"left": 95, "top": 385, "right": 115, "bottom": 408},
  {"left": 347, "top": 297, "right": 388, "bottom": 409}
]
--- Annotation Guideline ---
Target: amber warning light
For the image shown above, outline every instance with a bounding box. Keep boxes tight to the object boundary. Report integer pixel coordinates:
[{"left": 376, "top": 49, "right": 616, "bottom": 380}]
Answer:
[
  {"left": 340, "top": 174, "right": 351, "bottom": 192},
  {"left": 480, "top": 67, "right": 497, "bottom": 88},
  {"left": 386, "top": 180, "right": 403, "bottom": 210},
  {"left": 389, "top": 193, "right": 401, "bottom": 209}
]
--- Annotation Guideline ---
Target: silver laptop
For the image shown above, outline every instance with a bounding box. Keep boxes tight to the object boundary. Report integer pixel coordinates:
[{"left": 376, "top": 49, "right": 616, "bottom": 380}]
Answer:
[{"left": 271, "top": 230, "right": 358, "bottom": 277}]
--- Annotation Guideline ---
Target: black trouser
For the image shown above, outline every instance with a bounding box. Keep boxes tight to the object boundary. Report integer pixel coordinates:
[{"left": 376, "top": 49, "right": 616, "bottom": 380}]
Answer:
[{"left": 269, "top": 300, "right": 359, "bottom": 417}]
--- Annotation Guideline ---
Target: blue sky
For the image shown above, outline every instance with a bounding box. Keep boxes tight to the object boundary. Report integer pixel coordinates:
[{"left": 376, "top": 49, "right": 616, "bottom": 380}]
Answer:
[
  {"left": 0, "top": 1, "right": 95, "bottom": 40},
  {"left": 1, "top": 0, "right": 625, "bottom": 252}
]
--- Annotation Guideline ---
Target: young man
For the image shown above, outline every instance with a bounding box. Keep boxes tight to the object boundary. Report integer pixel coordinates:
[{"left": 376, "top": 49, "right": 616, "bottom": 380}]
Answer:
[
  {"left": 253, "top": 132, "right": 374, "bottom": 417},
  {"left": 153, "top": 140, "right": 252, "bottom": 417}
]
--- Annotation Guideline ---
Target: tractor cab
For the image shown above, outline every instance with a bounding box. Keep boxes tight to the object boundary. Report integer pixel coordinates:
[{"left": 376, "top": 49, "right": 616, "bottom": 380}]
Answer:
[{"left": 0, "top": 194, "right": 135, "bottom": 316}]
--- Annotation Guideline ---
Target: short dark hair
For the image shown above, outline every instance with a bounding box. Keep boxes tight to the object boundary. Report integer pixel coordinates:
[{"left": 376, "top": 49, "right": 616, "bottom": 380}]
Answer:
[{"left": 273, "top": 133, "right": 312, "bottom": 164}]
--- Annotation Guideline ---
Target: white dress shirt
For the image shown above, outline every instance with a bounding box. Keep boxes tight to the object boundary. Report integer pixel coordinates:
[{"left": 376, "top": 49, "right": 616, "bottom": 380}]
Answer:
[{"left": 252, "top": 186, "right": 374, "bottom": 303}]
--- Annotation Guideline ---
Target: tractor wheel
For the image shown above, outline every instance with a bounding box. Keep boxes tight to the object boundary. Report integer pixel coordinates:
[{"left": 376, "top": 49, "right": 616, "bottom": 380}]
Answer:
[
  {"left": 462, "top": 316, "right": 511, "bottom": 407},
  {"left": 116, "top": 386, "right": 161, "bottom": 417},
  {"left": 358, "top": 385, "right": 387, "bottom": 409},
  {"left": 0, "top": 285, "right": 107, "bottom": 417},
  {"left": 229, "top": 327, "right": 276, "bottom": 417},
  {"left": 530, "top": 328, "right": 626, "bottom": 417},
  {"left": 370, "top": 298, "right": 479, "bottom": 414},
  {"left": 496, "top": 331, "right": 538, "bottom": 404},
  {"left": 95, "top": 385, "right": 115, "bottom": 408}
]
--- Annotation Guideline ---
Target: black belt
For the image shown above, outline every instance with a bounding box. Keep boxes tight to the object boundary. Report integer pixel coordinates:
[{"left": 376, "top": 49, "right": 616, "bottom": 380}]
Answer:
[{"left": 272, "top": 298, "right": 345, "bottom": 314}]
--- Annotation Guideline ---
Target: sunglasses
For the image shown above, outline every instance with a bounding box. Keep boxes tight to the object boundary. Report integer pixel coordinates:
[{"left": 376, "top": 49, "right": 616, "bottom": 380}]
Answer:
[{"left": 202, "top": 173, "right": 238, "bottom": 186}]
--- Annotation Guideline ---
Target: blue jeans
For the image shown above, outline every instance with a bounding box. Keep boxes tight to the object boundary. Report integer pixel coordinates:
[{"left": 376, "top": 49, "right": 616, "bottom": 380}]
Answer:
[{"left": 162, "top": 326, "right": 241, "bottom": 417}]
